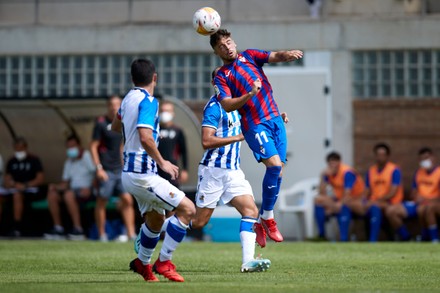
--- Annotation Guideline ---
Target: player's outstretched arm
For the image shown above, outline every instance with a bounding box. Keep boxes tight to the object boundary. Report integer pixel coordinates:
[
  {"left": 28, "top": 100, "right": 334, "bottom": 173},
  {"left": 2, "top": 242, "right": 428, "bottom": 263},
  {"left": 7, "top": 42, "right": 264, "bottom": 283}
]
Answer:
[
  {"left": 269, "top": 50, "right": 303, "bottom": 63},
  {"left": 220, "top": 79, "right": 261, "bottom": 112},
  {"left": 138, "top": 128, "right": 179, "bottom": 180},
  {"left": 201, "top": 127, "right": 244, "bottom": 150}
]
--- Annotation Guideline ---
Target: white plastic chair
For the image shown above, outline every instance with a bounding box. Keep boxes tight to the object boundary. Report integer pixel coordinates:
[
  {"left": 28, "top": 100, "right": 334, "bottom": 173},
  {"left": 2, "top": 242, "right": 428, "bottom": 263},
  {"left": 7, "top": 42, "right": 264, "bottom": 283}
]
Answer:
[{"left": 277, "top": 177, "right": 320, "bottom": 240}]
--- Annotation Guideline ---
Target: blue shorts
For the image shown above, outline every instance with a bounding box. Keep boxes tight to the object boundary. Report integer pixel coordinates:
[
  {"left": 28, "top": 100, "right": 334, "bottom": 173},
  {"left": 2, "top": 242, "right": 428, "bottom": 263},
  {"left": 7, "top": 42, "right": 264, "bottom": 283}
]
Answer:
[
  {"left": 403, "top": 201, "right": 418, "bottom": 218},
  {"left": 243, "top": 116, "right": 287, "bottom": 163}
]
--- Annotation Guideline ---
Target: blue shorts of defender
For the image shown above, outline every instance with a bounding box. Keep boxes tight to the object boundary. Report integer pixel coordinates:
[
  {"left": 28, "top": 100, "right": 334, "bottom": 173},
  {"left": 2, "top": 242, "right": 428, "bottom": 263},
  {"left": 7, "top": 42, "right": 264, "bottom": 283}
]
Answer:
[
  {"left": 403, "top": 201, "right": 418, "bottom": 218},
  {"left": 243, "top": 115, "right": 287, "bottom": 163}
]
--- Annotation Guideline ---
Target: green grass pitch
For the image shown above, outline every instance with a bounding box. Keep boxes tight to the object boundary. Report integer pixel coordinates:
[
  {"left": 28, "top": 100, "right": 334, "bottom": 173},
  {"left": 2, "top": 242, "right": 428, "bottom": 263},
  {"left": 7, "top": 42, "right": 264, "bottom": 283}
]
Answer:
[{"left": 1, "top": 240, "right": 440, "bottom": 292}]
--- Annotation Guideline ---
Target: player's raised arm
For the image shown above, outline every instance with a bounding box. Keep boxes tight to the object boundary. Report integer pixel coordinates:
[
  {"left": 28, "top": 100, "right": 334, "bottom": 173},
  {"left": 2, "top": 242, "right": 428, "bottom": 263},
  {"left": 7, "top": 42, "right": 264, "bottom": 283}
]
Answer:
[
  {"left": 219, "top": 78, "right": 261, "bottom": 112},
  {"left": 138, "top": 128, "right": 179, "bottom": 180},
  {"left": 268, "top": 50, "right": 303, "bottom": 63}
]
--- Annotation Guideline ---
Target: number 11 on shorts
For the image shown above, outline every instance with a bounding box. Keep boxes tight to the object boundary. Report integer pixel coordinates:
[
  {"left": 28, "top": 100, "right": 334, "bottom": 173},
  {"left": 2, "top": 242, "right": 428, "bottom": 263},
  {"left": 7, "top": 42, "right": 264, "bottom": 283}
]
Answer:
[{"left": 255, "top": 131, "right": 269, "bottom": 145}]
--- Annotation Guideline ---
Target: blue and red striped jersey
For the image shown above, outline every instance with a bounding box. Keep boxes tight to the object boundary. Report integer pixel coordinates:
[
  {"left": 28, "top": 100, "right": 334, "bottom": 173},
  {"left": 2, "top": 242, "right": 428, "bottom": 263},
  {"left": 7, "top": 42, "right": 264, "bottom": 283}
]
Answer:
[{"left": 213, "top": 49, "right": 280, "bottom": 132}]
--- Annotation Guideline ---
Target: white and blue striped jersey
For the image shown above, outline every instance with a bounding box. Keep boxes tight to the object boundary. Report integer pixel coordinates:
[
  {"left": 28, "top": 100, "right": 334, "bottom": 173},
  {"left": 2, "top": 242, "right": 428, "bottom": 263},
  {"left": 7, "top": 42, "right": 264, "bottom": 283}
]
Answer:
[
  {"left": 200, "top": 96, "right": 241, "bottom": 170},
  {"left": 118, "top": 87, "right": 159, "bottom": 175}
]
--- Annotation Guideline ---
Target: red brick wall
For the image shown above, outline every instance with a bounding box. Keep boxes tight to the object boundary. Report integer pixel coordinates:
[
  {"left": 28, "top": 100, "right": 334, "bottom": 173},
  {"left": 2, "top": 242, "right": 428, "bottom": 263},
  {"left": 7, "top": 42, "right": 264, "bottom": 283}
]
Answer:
[{"left": 354, "top": 99, "right": 440, "bottom": 198}]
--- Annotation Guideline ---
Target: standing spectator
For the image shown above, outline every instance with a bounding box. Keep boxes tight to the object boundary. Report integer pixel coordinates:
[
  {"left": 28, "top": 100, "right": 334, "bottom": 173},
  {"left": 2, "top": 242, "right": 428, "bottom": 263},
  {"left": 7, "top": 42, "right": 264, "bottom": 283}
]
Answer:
[
  {"left": 364, "top": 143, "right": 404, "bottom": 242},
  {"left": 314, "top": 152, "right": 365, "bottom": 241},
  {"left": 157, "top": 101, "right": 189, "bottom": 187},
  {"left": 1, "top": 137, "right": 45, "bottom": 236},
  {"left": 386, "top": 147, "right": 439, "bottom": 242},
  {"left": 44, "top": 135, "right": 96, "bottom": 240},
  {"left": 90, "top": 95, "right": 136, "bottom": 242}
]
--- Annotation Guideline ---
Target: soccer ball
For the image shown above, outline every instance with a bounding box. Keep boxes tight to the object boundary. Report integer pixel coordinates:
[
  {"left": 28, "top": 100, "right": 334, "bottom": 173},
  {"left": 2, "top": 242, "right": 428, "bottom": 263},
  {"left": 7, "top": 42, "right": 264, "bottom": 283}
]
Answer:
[{"left": 192, "top": 7, "right": 221, "bottom": 36}]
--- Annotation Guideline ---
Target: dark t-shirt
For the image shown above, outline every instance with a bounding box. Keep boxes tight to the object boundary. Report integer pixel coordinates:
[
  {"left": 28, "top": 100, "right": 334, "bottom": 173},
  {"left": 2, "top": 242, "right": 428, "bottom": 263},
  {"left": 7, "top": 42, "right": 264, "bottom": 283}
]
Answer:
[
  {"left": 6, "top": 154, "right": 43, "bottom": 183},
  {"left": 158, "top": 125, "right": 187, "bottom": 182},
  {"left": 92, "top": 115, "right": 123, "bottom": 171}
]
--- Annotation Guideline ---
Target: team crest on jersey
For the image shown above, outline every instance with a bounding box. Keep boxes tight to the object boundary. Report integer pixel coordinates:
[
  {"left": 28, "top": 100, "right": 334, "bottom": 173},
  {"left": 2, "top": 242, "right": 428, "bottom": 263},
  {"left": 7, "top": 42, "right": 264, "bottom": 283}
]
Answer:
[
  {"left": 214, "top": 85, "right": 220, "bottom": 96},
  {"left": 239, "top": 56, "right": 246, "bottom": 63}
]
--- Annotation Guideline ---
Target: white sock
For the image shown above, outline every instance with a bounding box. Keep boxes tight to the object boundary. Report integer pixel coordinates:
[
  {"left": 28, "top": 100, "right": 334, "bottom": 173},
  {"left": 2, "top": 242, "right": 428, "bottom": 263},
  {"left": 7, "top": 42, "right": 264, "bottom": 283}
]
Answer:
[
  {"left": 261, "top": 210, "right": 274, "bottom": 220},
  {"left": 160, "top": 216, "right": 188, "bottom": 262},
  {"left": 240, "top": 217, "right": 257, "bottom": 265},
  {"left": 138, "top": 223, "right": 160, "bottom": 265}
]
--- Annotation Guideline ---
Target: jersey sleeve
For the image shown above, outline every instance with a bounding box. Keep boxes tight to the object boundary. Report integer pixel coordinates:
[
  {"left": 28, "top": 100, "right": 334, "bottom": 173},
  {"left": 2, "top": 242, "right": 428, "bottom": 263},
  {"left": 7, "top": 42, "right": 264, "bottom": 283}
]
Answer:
[
  {"left": 344, "top": 171, "right": 356, "bottom": 189},
  {"left": 214, "top": 73, "right": 232, "bottom": 102},
  {"left": 247, "top": 49, "right": 271, "bottom": 67},
  {"left": 202, "top": 101, "right": 221, "bottom": 129},
  {"left": 392, "top": 168, "right": 402, "bottom": 185},
  {"left": 137, "top": 97, "right": 158, "bottom": 129}
]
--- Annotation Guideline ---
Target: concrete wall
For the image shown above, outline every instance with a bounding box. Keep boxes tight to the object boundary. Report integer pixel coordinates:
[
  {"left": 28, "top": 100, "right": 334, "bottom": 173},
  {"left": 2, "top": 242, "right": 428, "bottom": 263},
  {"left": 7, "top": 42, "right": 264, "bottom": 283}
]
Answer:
[{"left": 354, "top": 99, "right": 440, "bottom": 195}]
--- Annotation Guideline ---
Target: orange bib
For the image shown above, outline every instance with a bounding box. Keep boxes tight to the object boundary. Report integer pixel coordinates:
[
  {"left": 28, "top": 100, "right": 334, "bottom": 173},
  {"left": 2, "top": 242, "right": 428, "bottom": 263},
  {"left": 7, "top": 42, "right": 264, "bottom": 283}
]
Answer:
[
  {"left": 368, "top": 162, "right": 403, "bottom": 204},
  {"left": 328, "top": 164, "right": 365, "bottom": 200},
  {"left": 414, "top": 166, "right": 440, "bottom": 200}
]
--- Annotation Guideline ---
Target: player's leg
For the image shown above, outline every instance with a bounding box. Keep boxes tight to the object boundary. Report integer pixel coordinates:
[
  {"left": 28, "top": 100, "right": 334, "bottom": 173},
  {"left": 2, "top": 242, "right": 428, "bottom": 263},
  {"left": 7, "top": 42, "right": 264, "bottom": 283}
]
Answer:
[
  {"left": 190, "top": 207, "right": 214, "bottom": 229},
  {"left": 117, "top": 192, "right": 136, "bottom": 241},
  {"left": 365, "top": 202, "right": 383, "bottom": 242},
  {"left": 63, "top": 189, "right": 85, "bottom": 240},
  {"left": 314, "top": 195, "right": 337, "bottom": 239},
  {"left": 230, "top": 194, "right": 271, "bottom": 272},
  {"left": 424, "top": 204, "right": 439, "bottom": 242},
  {"left": 95, "top": 177, "right": 114, "bottom": 242},
  {"left": 44, "top": 184, "right": 65, "bottom": 239},
  {"left": 12, "top": 191, "right": 24, "bottom": 235},
  {"left": 386, "top": 202, "right": 412, "bottom": 241}
]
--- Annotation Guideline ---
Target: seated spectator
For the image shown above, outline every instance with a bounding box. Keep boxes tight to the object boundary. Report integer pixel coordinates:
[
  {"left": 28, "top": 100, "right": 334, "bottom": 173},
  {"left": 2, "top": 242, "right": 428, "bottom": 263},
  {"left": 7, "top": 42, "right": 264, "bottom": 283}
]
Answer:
[
  {"left": 1, "top": 137, "right": 45, "bottom": 237},
  {"left": 386, "top": 147, "right": 439, "bottom": 242},
  {"left": 44, "top": 135, "right": 96, "bottom": 240},
  {"left": 364, "top": 143, "right": 404, "bottom": 242},
  {"left": 314, "top": 152, "right": 365, "bottom": 241}
]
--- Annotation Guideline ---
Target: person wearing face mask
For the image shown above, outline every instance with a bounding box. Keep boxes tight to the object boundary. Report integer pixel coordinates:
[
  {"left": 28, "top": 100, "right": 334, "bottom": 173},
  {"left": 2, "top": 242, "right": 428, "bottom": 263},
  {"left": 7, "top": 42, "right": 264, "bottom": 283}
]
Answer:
[
  {"left": 314, "top": 152, "right": 366, "bottom": 241},
  {"left": 364, "top": 143, "right": 404, "bottom": 242},
  {"left": 1, "top": 137, "right": 45, "bottom": 237},
  {"left": 157, "top": 100, "right": 189, "bottom": 188},
  {"left": 386, "top": 147, "right": 440, "bottom": 242},
  {"left": 44, "top": 135, "right": 95, "bottom": 240}
]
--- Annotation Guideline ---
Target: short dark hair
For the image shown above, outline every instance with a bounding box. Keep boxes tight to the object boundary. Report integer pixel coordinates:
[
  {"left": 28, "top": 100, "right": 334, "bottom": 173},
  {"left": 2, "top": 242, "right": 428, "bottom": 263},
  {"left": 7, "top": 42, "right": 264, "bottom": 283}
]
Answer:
[
  {"left": 131, "top": 59, "right": 156, "bottom": 87},
  {"left": 326, "top": 151, "right": 341, "bottom": 162},
  {"left": 66, "top": 134, "right": 81, "bottom": 145},
  {"left": 373, "top": 143, "right": 391, "bottom": 155},
  {"left": 418, "top": 147, "right": 432, "bottom": 156},
  {"left": 210, "top": 29, "right": 231, "bottom": 49},
  {"left": 13, "top": 136, "right": 27, "bottom": 147},
  {"left": 211, "top": 67, "right": 221, "bottom": 81}
]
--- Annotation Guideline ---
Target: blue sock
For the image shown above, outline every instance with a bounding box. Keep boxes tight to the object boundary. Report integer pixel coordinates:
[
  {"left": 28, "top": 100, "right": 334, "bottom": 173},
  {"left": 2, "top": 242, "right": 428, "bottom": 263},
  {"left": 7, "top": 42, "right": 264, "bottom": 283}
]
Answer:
[
  {"left": 337, "top": 205, "right": 351, "bottom": 242},
  {"left": 422, "top": 228, "right": 430, "bottom": 241},
  {"left": 315, "top": 205, "right": 326, "bottom": 238},
  {"left": 260, "top": 166, "right": 282, "bottom": 215},
  {"left": 397, "top": 225, "right": 411, "bottom": 241},
  {"left": 368, "top": 205, "right": 382, "bottom": 242},
  {"left": 139, "top": 223, "right": 160, "bottom": 264},
  {"left": 275, "top": 176, "right": 283, "bottom": 199},
  {"left": 160, "top": 215, "right": 188, "bottom": 261},
  {"left": 428, "top": 225, "right": 439, "bottom": 241}
]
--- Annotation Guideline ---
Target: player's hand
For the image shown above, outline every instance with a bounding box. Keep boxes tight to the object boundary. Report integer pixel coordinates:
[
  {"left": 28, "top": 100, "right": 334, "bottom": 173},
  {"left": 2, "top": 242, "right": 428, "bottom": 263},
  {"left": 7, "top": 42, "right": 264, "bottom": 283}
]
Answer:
[
  {"left": 281, "top": 112, "right": 289, "bottom": 123},
  {"left": 250, "top": 79, "right": 262, "bottom": 95},
  {"left": 290, "top": 50, "right": 303, "bottom": 60},
  {"left": 15, "top": 182, "right": 26, "bottom": 191},
  {"left": 178, "top": 170, "right": 189, "bottom": 184},
  {"left": 96, "top": 169, "right": 109, "bottom": 182},
  {"left": 160, "top": 160, "right": 179, "bottom": 181}
]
